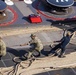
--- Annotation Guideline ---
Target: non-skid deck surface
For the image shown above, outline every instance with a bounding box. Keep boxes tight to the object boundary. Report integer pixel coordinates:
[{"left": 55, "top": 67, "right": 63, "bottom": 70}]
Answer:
[
  {"left": 0, "top": 30, "right": 76, "bottom": 67},
  {"left": 0, "top": 43, "right": 76, "bottom": 67}
]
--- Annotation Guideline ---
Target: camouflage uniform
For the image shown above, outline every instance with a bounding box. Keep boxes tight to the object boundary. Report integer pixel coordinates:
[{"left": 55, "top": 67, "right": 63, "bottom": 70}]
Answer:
[
  {"left": 0, "top": 39, "right": 6, "bottom": 58},
  {"left": 28, "top": 34, "right": 43, "bottom": 58}
]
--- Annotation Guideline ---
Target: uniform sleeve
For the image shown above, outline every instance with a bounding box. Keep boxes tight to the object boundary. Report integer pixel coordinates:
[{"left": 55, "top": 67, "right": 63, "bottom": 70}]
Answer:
[
  {"left": 29, "top": 39, "right": 37, "bottom": 44},
  {"left": 70, "top": 32, "right": 75, "bottom": 39},
  {"left": 60, "top": 37, "right": 65, "bottom": 42},
  {"left": 29, "top": 40, "right": 33, "bottom": 44},
  {"left": 1, "top": 43, "right": 6, "bottom": 51}
]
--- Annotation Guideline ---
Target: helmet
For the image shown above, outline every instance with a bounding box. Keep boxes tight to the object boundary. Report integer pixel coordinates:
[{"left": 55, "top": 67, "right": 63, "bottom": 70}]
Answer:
[{"left": 30, "top": 34, "right": 36, "bottom": 37}]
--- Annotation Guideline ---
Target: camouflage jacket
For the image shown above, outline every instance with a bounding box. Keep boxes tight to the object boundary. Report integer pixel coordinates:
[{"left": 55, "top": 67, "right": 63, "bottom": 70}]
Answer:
[
  {"left": 0, "top": 40, "right": 6, "bottom": 56},
  {"left": 29, "top": 37, "right": 43, "bottom": 51}
]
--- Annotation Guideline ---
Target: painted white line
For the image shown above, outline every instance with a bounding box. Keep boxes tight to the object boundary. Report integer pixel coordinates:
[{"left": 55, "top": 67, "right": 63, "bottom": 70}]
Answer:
[
  {"left": 8, "top": 53, "right": 12, "bottom": 59},
  {"left": 1, "top": 60, "right": 6, "bottom": 67},
  {"left": 41, "top": 32, "right": 51, "bottom": 42},
  {"left": 71, "top": 68, "right": 76, "bottom": 74},
  {"left": 8, "top": 52, "right": 13, "bottom": 59},
  {"left": 15, "top": 2, "right": 33, "bottom": 16},
  {"left": 44, "top": 69, "right": 51, "bottom": 75},
  {"left": 3, "top": 59, "right": 12, "bottom": 61},
  {"left": 47, "top": 71, "right": 51, "bottom": 75}
]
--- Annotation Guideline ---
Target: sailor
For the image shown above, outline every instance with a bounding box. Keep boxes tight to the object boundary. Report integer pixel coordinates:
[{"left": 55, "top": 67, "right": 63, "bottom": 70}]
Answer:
[
  {"left": 0, "top": 37, "right": 6, "bottom": 60},
  {"left": 20, "top": 34, "right": 43, "bottom": 59},
  {"left": 49, "top": 30, "right": 75, "bottom": 58},
  {"left": 27, "top": 34, "right": 43, "bottom": 58}
]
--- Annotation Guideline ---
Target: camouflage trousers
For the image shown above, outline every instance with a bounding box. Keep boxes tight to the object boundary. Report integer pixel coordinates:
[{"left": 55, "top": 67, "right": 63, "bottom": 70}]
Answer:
[{"left": 27, "top": 49, "right": 41, "bottom": 59}]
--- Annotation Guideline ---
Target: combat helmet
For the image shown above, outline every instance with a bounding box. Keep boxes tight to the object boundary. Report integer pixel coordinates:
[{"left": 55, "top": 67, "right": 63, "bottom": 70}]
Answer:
[{"left": 30, "top": 34, "right": 36, "bottom": 37}]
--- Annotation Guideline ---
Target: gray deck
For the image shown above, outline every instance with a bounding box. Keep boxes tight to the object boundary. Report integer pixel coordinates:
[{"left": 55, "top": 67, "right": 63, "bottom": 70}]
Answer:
[
  {"left": 0, "top": 0, "right": 76, "bottom": 29},
  {"left": 0, "top": 30, "right": 76, "bottom": 67}
]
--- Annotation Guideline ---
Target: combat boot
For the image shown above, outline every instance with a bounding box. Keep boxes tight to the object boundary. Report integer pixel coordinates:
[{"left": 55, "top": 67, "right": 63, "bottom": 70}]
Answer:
[{"left": 27, "top": 52, "right": 32, "bottom": 59}]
